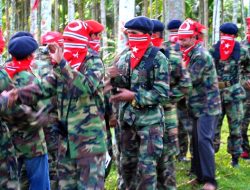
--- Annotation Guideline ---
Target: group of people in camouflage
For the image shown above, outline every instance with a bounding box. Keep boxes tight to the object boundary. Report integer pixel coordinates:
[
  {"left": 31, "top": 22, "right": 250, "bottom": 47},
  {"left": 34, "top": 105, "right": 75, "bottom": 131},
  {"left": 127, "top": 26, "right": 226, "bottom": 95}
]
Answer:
[{"left": 0, "top": 14, "right": 249, "bottom": 190}]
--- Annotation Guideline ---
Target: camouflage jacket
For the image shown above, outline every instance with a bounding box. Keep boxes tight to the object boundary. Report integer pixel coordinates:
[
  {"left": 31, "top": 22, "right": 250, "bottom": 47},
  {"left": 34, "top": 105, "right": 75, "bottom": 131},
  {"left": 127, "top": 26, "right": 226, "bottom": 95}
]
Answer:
[
  {"left": 0, "top": 66, "right": 47, "bottom": 158},
  {"left": 19, "top": 53, "right": 107, "bottom": 159},
  {"left": 187, "top": 43, "right": 221, "bottom": 117},
  {"left": 240, "top": 40, "right": 250, "bottom": 91},
  {"left": 210, "top": 41, "right": 248, "bottom": 102},
  {"left": 113, "top": 46, "right": 170, "bottom": 126}
]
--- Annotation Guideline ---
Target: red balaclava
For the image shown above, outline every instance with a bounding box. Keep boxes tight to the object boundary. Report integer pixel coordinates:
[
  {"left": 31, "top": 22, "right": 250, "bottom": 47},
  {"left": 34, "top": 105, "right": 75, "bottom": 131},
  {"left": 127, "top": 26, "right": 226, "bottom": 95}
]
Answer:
[
  {"left": 178, "top": 18, "right": 199, "bottom": 67},
  {"left": 219, "top": 33, "right": 236, "bottom": 61},
  {"left": 85, "top": 20, "right": 104, "bottom": 53},
  {"left": 63, "top": 20, "right": 91, "bottom": 71}
]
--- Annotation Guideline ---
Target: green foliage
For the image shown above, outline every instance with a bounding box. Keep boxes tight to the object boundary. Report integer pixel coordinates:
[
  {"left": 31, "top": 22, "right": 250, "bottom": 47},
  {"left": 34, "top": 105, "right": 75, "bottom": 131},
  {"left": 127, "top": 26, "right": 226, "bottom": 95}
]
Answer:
[{"left": 105, "top": 119, "right": 250, "bottom": 190}]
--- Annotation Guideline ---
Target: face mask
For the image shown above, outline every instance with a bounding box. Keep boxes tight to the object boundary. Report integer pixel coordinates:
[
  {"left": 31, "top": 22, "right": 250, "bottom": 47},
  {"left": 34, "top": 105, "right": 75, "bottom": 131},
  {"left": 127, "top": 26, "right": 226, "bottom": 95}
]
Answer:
[
  {"left": 151, "top": 34, "right": 163, "bottom": 47},
  {"left": 89, "top": 37, "right": 101, "bottom": 53},
  {"left": 5, "top": 56, "right": 34, "bottom": 78},
  {"left": 219, "top": 34, "right": 235, "bottom": 61},
  {"left": 168, "top": 31, "right": 178, "bottom": 44},
  {"left": 128, "top": 33, "right": 151, "bottom": 69},
  {"left": 63, "top": 48, "right": 87, "bottom": 71}
]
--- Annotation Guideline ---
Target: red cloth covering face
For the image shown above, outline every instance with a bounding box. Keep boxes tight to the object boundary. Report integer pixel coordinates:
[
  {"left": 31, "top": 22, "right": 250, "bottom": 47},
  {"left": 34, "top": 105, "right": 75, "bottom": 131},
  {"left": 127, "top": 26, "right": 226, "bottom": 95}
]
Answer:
[
  {"left": 0, "top": 29, "right": 5, "bottom": 54},
  {"left": 168, "top": 31, "right": 178, "bottom": 44},
  {"left": 219, "top": 34, "right": 235, "bottom": 61},
  {"left": 63, "top": 48, "right": 88, "bottom": 71},
  {"left": 89, "top": 37, "right": 101, "bottom": 53},
  {"left": 247, "top": 32, "right": 250, "bottom": 43},
  {"left": 63, "top": 20, "right": 90, "bottom": 71},
  {"left": 128, "top": 33, "right": 151, "bottom": 69},
  {"left": 5, "top": 56, "right": 33, "bottom": 78},
  {"left": 181, "top": 41, "right": 199, "bottom": 68},
  {"left": 151, "top": 34, "right": 163, "bottom": 47}
]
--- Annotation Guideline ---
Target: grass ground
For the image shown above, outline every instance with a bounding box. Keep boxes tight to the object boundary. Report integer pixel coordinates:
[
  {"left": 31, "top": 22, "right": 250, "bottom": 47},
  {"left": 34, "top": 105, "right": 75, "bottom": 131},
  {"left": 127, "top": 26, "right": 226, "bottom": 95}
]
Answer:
[{"left": 105, "top": 120, "right": 250, "bottom": 190}]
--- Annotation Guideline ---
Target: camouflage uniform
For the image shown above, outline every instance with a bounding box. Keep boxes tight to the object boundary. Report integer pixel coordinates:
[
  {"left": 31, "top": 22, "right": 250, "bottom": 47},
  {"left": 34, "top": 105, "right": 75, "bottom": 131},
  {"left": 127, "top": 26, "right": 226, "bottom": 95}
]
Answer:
[
  {"left": 18, "top": 53, "right": 107, "bottom": 190},
  {"left": 210, "top": 42, "right": 247, "bottom": 158},
  {"left": 164, "top": 42, "right": 193, "bottom": 161},
  {"left": 34, "top": 50, "right": 60, "bottom": 189},
  {"left": 157, "top": 45, "right": 192, "bottom": 190},
  {"left": 112, "top": 46, "right": 170, "bottom": 189},
  {"left": 0, "top": 69, "right": 19, "bottom": 190},
  {"left": 2, "top": 67, "right": 49, "bottom": 189},
  {"left": 188, "top": 43, "right": 221, "bottom": 184},
  {"left": 240, "top": 40, "right": 250, "bottom": 155}
]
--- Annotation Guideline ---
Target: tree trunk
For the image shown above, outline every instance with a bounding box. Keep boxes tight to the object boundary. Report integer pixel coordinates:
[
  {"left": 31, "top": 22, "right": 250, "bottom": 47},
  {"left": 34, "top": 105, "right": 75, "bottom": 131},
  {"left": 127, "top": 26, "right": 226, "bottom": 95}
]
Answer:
[
  {"left": 68, "top": 0, "right": 75, "bottom": 22},
  {"left": 150, "top": 0, "right": 152, "bottom": 18},
  {"left": 41, "top": 0, "right": 52, "bottom": 36},
  {"left": 100, "top": 0, "right": 108, "bottom": 58},
  {"left": 203, "top": 0, "right": 208, "bottom": 47},
  {"left": 78, "top": 0, "right": 84, "bottom": 20},
  {"left": 162, "top": 0, "right": 167, "bottom": 39},
  {"left": 10, "top": 0, "right": 16, "bottom": 35},
  {"left": 232, "top": 0, "right": 238, "bottom": 23},
  {"left": 248, "top": 0, "right": 250, "bottom": 16},
  {"left": 30, "top": 0, "right": 38, "bottom": 40},
  {"left": 92, "top": 0, "right": 97, "bottom": 20},
  {"left": 117, "top": 0, "right": 135, "bottom": 53},
  {"left": 6, "top": 0, "right": 10, "bottom": 42},
  {"left": 113, "top": 0, "right": 119, "bottom": 41},
  {"left": 212, "top": 0, "right": 220, "bottom": 44},
  {"left": 165, "top": 0, "right": 185, "bottom": 40},
  {"left": 55, "top": 0, "right": 59, "bottom": 31},
  {"left": 221, "top": 0, "right": 224, "bottom": 24},
  {"left": 143, "top": 0, "right": 148, "bottom": 16},
  {"left": 241, "top": 0, "right": 246, "bottom": 38}
]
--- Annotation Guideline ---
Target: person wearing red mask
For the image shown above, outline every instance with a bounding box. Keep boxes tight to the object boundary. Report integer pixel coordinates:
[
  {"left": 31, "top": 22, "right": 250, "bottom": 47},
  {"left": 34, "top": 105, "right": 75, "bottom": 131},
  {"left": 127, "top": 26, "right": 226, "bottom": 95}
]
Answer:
[
  {"left": 151, "top": 19, "right": 165, "bottom": 47},
  {"left": 210, "top": 23, "right": 248, "bottom": 167},
  {"left": 85, "top": 20, "right": 104, "bottom": 56},
  {"left": 107, "top": 16, "right": 170, "bottom": 189},
  {"left": 239, "top": 18, "right": 250, "bottom": 160},
  {"left": 151, "top": 18, "right": 192, "bottom": 190},
  {"left": 35, "top": 31, "right": 64, "bottom": 189},
  {"left": 4, "top": 32, "right": 50, "bottom": 190},
  {"left": 178, "top": 18, "right": 221, "bottom": 190},
  {"left": 11, "top": 20, "right": 107, "bottom": 190}
]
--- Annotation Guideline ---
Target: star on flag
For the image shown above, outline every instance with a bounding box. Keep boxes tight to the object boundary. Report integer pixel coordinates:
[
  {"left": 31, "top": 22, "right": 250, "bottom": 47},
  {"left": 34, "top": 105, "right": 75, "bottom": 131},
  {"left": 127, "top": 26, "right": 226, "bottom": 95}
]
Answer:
[{"left": 132, "top": 46, "right": 138, "bottom": 53}]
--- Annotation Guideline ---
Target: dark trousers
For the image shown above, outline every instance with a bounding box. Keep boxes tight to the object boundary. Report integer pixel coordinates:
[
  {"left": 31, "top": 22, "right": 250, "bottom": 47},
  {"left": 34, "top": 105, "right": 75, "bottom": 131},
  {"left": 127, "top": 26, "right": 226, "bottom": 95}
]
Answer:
[{"left": 191, "top": 115, "right": 218, "bottom": 185}]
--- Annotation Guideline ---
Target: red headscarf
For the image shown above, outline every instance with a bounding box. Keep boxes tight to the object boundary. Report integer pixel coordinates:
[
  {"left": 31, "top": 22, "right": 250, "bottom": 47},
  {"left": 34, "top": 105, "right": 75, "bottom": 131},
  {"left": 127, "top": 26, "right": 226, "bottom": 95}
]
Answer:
[
  {"left": 128, "top": 33, "right": 151, "bottom": 69},
  {"left": 63, "top": 20, "right": 91, "bottom": 71},
  {"left": 41, "top": 31, "right": 63, "bottom": 46},
  {"left": 246, "top": 17, "right": 250, "bottom": 43},
  {"left": 219, "top": 33, "right": 236, "bottom": 61},
  {"left": 0, "top": 29, "right": 5, "bottom": 55}
]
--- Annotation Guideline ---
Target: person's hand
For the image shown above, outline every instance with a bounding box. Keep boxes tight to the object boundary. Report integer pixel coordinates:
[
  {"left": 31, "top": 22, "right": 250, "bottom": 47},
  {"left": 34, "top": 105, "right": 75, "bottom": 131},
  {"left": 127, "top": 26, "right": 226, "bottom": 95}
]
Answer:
[
  {"left": 107, "top": 66, "right": 121, "bottom": 78},
  {"left": 1, "top": 89, "right": 18, "bottom": 108},
  {"left": 104, "top": 78, "right": 113, "bottom": 94},
  {"left": 244, "top": 80, "right": 250, "bottom": 90},
  {"left": 109, "top": 114, "right": 117, "bottom": 128},
  {"left": 48, "top": 43, "right": 64, "bottom": 64},
  {"left": 109, "top": 88, "right": 135, "bottom": 102}
]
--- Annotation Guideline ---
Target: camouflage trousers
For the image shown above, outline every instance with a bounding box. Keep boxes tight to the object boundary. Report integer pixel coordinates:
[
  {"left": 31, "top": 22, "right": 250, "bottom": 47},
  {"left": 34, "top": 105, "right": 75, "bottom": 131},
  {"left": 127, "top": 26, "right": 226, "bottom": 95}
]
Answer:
[
  {"left": 177, "top": 107, "right": 193, "bottom": 159},
  {"left": 214, "top": 101, "right": 243, "bottom": 156},
  {"left": 114, "top": 124, "right": 126, "bottom": 190},
  {"left": 157, "top": 106, "right": 178, "bottom": 190},
  {"left": 120, "top": 122, "right": 163, "bottom": 190},
  {"left": 44, "top": 124, "right": 60, "bottom": 190},
  {"left": 242, "top": 90, "right": 250, "bottom": 153},
  {"left": 105, "top": 126, "right": 113, "bottom": 179},
  {"left": 57, "top": 153, "right": 105, "bottom": 190},
  {"left": 0, "top": 125, "right": 19, "bottom": 190}
]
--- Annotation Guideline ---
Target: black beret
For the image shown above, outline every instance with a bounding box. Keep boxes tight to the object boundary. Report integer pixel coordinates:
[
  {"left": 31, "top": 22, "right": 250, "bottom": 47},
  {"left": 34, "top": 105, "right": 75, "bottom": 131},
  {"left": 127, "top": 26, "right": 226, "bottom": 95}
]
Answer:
[
  {"left": 220, "top": 22, "right": 238, "bottom": 35},
  {"left": 10, "top": 31, "right": 33, "bottom": 40},
  {"left": 8, "top": 36, "right": 38, "bottom": 60},
  {"left": 125, "top": 16, "right": 154, "bottom": 33},
  {"left": 151, "top": 19, "right": 165, "bottom": 32},
  {"left": 167, "top": 19, "right": 182, "bottom": 30}
]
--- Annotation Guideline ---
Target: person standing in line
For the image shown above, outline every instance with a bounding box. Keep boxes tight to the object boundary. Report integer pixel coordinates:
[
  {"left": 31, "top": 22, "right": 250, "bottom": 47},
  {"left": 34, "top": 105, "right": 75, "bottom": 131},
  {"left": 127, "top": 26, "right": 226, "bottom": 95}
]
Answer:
[
  {"left": 178, "top": 18, "right": 221, "bottom": 190},
  {"left": 210, "top": 23, "right": 248, "bottom": 167},
  {"left": 108, "top": 16, "right": 170, "bottom": 189}
]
